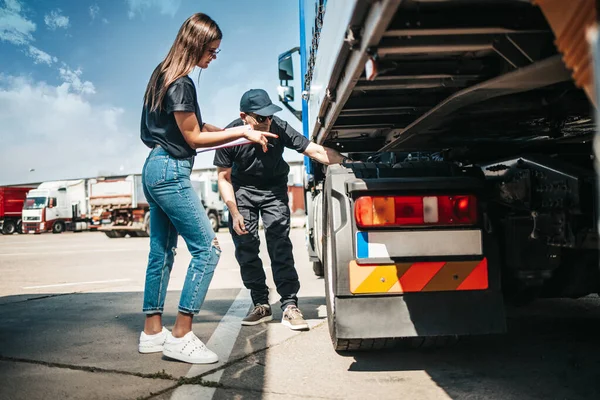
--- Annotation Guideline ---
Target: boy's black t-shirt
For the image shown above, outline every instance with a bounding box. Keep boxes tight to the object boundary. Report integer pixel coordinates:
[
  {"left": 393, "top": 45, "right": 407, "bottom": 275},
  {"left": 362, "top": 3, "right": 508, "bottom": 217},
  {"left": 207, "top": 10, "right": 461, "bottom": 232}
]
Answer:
[
  {"left": 140, "top": 75, "right": 201, "bottom": 159},
  {"left": 213, "top": 116, "right": 310, "bottom": 189}
]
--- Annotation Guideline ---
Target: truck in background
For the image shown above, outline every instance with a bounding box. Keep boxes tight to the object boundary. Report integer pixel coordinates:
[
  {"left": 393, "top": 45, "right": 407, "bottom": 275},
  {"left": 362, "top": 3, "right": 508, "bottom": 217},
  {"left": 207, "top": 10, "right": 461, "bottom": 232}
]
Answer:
[
  {"left": 0, "top": 186, "right": 36, "bottom": 235},
  {"left": 92, "top": 175, "right": 150, "bottom": 238},
  {"left": 194, "top": 176, "right": 226, "bottom": 232},
  {"left": 94, "top": 174, "right": 225, "bottom": 238},
  {"left": 279, "top": 0, "right": 599, "bottom": 351},
  {"left": 22, "top": 180, "right": 93, "bottom": 234}
]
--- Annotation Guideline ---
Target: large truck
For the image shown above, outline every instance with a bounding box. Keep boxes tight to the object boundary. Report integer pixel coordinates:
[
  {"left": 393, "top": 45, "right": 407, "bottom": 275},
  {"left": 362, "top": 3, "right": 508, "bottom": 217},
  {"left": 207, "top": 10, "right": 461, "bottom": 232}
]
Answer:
[
  {"left": 0, "top": 186, "right": 36, "bottom": 235},
  {"left": 192, "top": 176, "right": 226, "bottom": 233},
  {"left": 91, "top": 175, "right": 150, "bottom": 238},
  {"left": 93, "top": 174, "right": 225, "bottom": 238},
  {"left": 21, "top": 180, "right": 92, "bottom": 234},
  {"left": 278, "top": 0, "right": 599, "bottom": 351}
]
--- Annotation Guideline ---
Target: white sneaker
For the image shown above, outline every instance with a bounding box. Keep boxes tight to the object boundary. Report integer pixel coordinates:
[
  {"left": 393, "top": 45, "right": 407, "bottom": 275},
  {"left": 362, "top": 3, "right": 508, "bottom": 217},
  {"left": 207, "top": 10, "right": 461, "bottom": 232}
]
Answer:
[
  {"left": 138, "top": 327, "right": 169, "bottom": 354},
  {"left": 162, "top": 331, "right": 219, "bottom": 364}
]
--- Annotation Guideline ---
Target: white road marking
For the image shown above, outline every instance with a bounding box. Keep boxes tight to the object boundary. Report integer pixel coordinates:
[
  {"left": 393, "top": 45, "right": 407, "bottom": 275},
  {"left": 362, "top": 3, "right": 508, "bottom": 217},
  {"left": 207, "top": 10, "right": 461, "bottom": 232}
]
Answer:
[
  {"left": 23, "top": 278, "right": 131, "bottom": 289},
  {"left": 0, "top": 248, "right": 146, "bottom": 256},
  {"left": 171, "top": 289, "right": 253, "bottom": 400}
]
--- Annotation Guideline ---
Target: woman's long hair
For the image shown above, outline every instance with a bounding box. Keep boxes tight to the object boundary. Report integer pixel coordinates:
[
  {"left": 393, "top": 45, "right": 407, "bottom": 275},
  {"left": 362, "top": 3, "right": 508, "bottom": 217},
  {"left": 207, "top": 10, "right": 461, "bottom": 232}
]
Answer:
[{"left": 144, "top": 13, "right": 222, "bottom": 112}]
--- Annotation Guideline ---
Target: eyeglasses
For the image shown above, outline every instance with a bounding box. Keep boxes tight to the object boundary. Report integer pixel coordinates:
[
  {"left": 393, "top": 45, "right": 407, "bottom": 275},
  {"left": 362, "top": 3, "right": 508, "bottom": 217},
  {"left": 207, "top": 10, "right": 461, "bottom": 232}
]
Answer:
[
  {"left": 250, "top": 114, "right": 272, "bottom": 123},
  {"left": 208, "top": 48, "right": 221, "bottom": 57}
]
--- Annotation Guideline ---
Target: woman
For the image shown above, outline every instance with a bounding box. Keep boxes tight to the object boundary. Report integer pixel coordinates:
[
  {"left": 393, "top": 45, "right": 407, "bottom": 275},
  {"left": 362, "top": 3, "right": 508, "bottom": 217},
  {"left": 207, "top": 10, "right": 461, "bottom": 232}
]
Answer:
[{"left": 137, "top": 13, "right": 276, "bottom": 364}]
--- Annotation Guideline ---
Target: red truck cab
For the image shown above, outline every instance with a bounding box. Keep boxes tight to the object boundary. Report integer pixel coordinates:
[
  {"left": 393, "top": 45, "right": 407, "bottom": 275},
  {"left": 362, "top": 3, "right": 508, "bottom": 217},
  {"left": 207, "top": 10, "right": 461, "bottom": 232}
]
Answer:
[{"left": 0, "top": 186, "right": 34, "bottom": 235}]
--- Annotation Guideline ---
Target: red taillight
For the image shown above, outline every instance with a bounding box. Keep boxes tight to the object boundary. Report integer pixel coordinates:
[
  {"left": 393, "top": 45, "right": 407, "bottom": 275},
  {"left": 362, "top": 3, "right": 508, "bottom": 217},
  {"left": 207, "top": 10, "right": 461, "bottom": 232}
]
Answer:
[{"left": 355, "top": 195, "right": 478, "bottom": 228}]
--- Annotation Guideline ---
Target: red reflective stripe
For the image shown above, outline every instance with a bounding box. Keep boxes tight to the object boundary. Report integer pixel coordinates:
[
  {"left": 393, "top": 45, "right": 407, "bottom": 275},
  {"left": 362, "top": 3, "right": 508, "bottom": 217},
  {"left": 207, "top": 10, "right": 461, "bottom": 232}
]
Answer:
[
  {"left": 398, "top": 262, "right": 445, "bottom": 291},
  {"left": 457, "top": 259, "right": 489, "bottom": 290}
]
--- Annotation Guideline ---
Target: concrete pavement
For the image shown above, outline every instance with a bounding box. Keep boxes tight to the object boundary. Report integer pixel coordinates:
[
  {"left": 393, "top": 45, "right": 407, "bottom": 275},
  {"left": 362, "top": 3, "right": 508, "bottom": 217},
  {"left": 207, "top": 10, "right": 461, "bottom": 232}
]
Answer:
[{"left": 1, "top": 229, "right": 600, "bottom": 399}]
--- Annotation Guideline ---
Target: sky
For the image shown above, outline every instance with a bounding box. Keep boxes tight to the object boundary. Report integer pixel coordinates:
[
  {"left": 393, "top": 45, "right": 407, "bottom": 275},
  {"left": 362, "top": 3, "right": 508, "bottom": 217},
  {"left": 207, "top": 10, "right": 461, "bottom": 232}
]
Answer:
[{"left": 0, "top": 0, "right": 305, "bottom": 185}]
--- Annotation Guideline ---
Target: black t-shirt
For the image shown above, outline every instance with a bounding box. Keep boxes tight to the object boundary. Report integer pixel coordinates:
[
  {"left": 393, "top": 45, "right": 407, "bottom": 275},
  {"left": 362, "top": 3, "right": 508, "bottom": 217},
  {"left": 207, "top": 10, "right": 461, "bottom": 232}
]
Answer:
[
  {"left": 213, "top": 116, "right": 310, "bottom": 189},
  {"left": 140, "top": 75, "right": 202, "bottom": 159}
]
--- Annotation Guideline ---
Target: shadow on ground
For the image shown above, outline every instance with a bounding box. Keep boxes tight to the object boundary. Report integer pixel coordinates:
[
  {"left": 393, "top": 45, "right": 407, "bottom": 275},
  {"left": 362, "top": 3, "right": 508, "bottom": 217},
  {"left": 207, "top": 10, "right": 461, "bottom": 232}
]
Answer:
[{"left": 345, "top": 296, "right": 600, "bottom": 400}]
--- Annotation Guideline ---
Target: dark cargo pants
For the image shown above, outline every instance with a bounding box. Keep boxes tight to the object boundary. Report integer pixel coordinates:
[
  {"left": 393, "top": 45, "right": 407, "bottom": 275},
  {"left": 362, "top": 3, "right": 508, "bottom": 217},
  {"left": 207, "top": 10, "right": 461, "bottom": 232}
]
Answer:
[{"left": 229, "top": 185, "right": 300, "bottom": 310}]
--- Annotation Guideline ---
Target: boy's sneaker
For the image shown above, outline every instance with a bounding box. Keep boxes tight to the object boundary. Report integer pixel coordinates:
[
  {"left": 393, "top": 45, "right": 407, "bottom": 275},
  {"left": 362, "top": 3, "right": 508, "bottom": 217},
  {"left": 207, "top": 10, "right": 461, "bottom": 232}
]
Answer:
[
  {"left": 138, "top": 327, "right": 169, "bottom": 354},
  {"left": 241, "top": 304, "right": 273, "bottom": 326},
  {"left": 162, "top": 331, "right": 218, "bottom": 364},
  {"left": 281, "top": 305, "right": 309, "bottom": 331}
]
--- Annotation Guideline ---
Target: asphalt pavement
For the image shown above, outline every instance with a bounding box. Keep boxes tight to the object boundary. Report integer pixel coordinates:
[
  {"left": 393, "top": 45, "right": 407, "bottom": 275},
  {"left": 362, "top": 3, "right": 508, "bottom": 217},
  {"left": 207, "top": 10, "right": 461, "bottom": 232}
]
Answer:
[{"left": 1, "top": 228, "right": 599, "bottom": 400}]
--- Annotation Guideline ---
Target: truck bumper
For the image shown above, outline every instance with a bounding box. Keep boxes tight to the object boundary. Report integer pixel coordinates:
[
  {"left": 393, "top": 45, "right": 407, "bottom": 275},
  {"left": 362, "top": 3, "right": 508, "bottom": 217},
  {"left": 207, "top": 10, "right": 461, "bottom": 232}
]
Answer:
[
  {"left": 325, "top": 164, "right": 507, "bottom": 339},
  {"left": 98, "top": 223, "right": 144, "bottom": 232},
  {"left": 334, "top": 290, "right": 506, "bottom": 339},
  {"left": 23, "top": 222, "right": 43, "bottom": 234}
]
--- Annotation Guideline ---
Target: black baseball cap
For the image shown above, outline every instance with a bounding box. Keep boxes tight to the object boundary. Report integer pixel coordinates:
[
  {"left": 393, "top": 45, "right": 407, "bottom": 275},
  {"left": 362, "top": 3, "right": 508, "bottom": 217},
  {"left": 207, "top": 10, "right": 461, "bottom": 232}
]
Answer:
[{"left": 240, "top": 89, "right": 282, "bottom": 116}]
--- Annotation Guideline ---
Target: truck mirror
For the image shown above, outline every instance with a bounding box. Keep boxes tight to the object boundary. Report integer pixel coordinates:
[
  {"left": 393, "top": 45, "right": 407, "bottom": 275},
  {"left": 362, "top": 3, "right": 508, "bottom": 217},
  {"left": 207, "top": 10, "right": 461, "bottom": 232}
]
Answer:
[
  {"left": 277, "top": 47, "right": 301, "bottom": 121},
  {"left": 278, "top": 86, "right": 295, "bottom": 103},
  {"left": 278, "top": 53, "right": 294, "bottom": 81},
  {"left": 211, "top": 182, "right": 219, "bottom": 193}
]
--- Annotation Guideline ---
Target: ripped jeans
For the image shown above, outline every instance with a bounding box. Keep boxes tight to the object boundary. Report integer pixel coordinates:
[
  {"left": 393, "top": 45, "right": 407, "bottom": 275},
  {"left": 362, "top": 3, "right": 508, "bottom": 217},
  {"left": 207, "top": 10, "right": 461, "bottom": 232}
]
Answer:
[{"left": 141, "top": 146, "right": 221, "bottom": 315}]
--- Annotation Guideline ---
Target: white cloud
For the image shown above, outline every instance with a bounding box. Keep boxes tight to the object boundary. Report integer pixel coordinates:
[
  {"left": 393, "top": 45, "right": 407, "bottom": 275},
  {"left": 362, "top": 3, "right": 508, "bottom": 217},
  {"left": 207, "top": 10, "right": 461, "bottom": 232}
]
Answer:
[
  {"left": 0, "top": 75, "right": 147, "bottom": 185},
  {"left": 59, "top": 67, "right": 96, "bottom": 95},
  {"left": 102, "top": 18, "right": 109, "bottom": 24},
  {"left": 27, "top": 45, "right": 57, "bottom": 65},
  {"left": 89, "top": 4, "right": 99, "bottom": 20},
  {"left": 126, "top": 0, "right": 181, "bottom": 19},
  {"left": 44, "top": 9, "right": 69, "bottom": 30},
  {"left": 0, "top": 0, "right": 36, "bottom": 45},
  {"left": 4, "top": 0, "right": 21, "bottom": 12},
  {"left": 0, "top": 0, "right": 97, "bottom": 111}
]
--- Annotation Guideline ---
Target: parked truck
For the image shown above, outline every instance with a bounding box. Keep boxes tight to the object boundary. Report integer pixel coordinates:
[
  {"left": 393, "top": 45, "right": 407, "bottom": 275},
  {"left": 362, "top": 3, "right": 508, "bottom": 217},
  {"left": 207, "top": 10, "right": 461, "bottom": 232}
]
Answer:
[
  {"left": 279, "top": 0, "right": 599, "bottom": 351},
  {"left": 94, "top": 174, "right": 224, "bottom": 238},
  {"left": 193, "top": 176, "right": 226, "bottom": 232},
  {"left": 21, "top": 180, "right": 93, "bottom": 234},
  {"left": 0, "top": 186, "right": 36, "bottom": 235},
  {"left": 91, "top": 175, "right": 150, "bottom": 238}
]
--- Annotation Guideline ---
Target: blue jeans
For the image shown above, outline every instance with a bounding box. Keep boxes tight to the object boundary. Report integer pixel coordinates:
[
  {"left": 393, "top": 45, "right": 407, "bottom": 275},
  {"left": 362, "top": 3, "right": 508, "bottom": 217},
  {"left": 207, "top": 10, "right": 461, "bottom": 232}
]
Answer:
[{"left": 141, "top": 146, "right": 220, "bottom": 315}]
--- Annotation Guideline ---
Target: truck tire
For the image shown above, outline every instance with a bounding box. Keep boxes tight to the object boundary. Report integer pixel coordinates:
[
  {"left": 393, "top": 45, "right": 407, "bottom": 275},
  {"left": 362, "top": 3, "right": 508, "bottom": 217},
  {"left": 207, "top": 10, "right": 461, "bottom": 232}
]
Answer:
[
  {"left": 208, "top": 212, "right": 219, "bottom": 233},
  {"left": 52, "top": 221, "right": 65, "bottom": 234},
  {"left": 323, "top": 191, "right": 343, "bottom": 351},
  {"left": 334, "top": 336, "right": 459, "bottom": 351},
  {"left": 104, "top": 230, "right": 126, "bottom": 238},
  {"left": 2, "top": 220, "right": 16, "bottom": 235},
  {"left": 313, "top": 261, "right": 324, "bottom": 277}
]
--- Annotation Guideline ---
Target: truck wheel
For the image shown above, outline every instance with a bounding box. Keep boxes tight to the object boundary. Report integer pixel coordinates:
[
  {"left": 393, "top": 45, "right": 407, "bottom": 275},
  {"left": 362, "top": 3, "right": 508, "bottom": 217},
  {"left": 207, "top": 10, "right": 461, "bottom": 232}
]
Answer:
[
  {"left": 2, "top": 220, "right": 16, "bottom": 235},
  {"left": 323, "top": 193, "right": 344, "bottom": 351},
  {"left": 334, "top": 336, "right": 459, "bottom": 352},
  {"left": 104, "top": 231, "right": 126, "bottom": 238},
  {"left": 208, "top": 212, "right": 219, "bottom": 233},
  {"left": 313, "top": 261, "right": 324, "bottom": 277},
  {"left": 52, "top": 221, "right": 65, "bottom": 234}
]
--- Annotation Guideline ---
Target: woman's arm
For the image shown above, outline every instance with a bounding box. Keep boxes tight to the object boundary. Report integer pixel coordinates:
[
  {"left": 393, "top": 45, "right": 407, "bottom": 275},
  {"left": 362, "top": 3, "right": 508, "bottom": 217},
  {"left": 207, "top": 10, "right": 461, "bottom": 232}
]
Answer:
[{"left": 174, "top": 112, "right": 276, "bottom": 152}]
